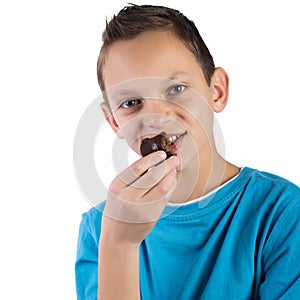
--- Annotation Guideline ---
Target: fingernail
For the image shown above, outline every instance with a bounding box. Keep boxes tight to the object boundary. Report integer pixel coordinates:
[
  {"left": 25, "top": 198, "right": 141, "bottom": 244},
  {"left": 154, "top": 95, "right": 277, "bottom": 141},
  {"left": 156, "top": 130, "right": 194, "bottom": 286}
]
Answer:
[
  {"left": 158, "top": 151, "right": 167, "bottom": 159},
  {"left": 171, "top": 156, "right": 180, "bottom": 165}
]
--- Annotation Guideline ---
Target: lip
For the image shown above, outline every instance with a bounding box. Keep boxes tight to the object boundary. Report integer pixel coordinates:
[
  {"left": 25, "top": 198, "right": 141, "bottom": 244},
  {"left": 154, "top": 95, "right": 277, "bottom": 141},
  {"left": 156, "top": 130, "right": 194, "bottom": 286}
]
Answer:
[
  {"left": 170, "top": 132, "right": 186, "bottom": 153},
  {"left": 140, "top": 131, "right": 186, "bottom": 141}
]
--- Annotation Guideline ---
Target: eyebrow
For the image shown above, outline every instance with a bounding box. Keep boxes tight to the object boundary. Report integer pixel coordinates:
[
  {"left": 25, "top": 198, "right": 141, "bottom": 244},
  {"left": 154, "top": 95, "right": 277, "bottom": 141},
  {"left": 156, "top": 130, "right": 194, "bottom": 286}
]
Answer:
[
  {"left": 167, "top": 71, "right": 191, "bottom": 81},
  {"left": 108, "top": 89, "right": 139, "bottom": 101}
]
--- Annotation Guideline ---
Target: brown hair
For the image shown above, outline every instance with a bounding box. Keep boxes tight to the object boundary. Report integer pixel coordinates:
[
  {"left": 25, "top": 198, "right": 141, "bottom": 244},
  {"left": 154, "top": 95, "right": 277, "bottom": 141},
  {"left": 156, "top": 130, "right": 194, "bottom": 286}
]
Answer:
[{"left": 97, "top": 4, "right": 215, "bottom": 92}]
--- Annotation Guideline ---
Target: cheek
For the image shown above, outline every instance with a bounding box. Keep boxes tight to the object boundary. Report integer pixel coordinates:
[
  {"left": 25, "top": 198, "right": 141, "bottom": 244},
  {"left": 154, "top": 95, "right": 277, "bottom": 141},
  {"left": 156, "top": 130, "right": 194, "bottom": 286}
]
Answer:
[
  {"left": 114, "top": 114, "right": 142, "bottom": 151},
  {"left": 181, "top": 96, "right": 214, "bottom": 136},
  {"left": 130, "top": 141, "right": 141, "bottom": 155}
]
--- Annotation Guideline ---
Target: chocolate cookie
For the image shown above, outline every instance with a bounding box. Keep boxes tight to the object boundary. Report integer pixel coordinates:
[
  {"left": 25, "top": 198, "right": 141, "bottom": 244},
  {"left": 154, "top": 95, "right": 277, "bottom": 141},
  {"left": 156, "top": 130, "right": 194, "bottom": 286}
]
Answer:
[{"left": 140, "top": 131, "right": 175, "bottom": 158}]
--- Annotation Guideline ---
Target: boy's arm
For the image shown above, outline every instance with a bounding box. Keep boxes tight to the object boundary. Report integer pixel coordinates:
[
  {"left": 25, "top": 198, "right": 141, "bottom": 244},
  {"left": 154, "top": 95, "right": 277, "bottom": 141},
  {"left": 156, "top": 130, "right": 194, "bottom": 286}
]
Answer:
[
  {"left": 98, "top": 151, "right": 179, "bottom": 300},
  {"left": 259, "top": 197, "right": 300, "bottom": 299},
  {"left": 75, "top": 212, "right": 99, "bottom": 300},
  {"left": 98, "top": 226, "right": 140, "bottom": 300}
]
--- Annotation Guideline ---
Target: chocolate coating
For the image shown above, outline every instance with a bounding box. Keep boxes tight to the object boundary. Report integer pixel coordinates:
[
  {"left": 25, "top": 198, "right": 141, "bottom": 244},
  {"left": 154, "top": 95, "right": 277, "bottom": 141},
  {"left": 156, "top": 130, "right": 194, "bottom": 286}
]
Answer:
[{"left": 140, "top": 131, "right": 175, "bottom": 158}]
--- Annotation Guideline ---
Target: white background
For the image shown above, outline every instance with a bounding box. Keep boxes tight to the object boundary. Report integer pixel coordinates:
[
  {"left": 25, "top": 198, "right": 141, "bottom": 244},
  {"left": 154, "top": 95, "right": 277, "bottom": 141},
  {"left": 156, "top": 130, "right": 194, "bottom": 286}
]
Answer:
[{"left": 0, "top": 0, "right": 299, "bottom": 299}]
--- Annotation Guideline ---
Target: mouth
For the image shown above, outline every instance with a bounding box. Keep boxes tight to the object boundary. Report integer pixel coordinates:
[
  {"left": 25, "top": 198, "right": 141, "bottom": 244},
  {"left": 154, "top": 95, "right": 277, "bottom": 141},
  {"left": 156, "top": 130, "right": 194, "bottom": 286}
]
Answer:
[
  {"left": 166, "top": 131, "right": 186, "bottom": 153},
  {"left": 141, "top": 131, "right": 186, "bottom": 142},
  {"left": 166, "top": 132, "right": 185, "bottom": 144},
  {"left": 139, "top": 131, "right": 187, "bottom": 157}
]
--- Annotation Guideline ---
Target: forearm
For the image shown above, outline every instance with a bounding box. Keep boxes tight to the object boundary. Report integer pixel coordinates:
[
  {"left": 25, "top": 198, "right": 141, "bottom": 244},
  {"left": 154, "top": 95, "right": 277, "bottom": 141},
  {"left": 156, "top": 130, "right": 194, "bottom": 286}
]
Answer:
[
  {"left": 97, "top": 152, "right": 177, "bottom": 299},
  {"left": 98, "top": 237, "right": 140, "bottom": 300}
]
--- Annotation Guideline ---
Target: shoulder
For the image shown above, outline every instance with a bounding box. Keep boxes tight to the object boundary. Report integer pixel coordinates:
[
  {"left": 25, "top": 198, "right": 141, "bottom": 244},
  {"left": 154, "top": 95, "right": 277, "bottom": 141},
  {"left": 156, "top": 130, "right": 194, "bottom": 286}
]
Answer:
[
  {"left": 241, "top": 167, "right": 300, "bottom": 234},
  {"left": 235, "top": 167, "right": 300, "bottom": 226},
  {"left": 241, "top": 167, "right": 300, "bottom": 199}
]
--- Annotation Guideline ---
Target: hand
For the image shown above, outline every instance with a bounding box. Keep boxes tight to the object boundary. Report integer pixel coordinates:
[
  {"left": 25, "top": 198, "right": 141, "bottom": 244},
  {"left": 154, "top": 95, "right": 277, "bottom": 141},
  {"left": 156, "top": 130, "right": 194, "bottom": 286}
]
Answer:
[{"left": 101, "top": 151, "right": 179, "bottom": 246}]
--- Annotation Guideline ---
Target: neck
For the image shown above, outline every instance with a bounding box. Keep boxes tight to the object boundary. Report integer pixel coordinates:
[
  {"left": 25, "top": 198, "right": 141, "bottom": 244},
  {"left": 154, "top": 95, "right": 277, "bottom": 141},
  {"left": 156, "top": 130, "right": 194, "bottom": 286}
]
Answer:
[{"left": 169, "top": 143, "right": 240, "bottom": 204}]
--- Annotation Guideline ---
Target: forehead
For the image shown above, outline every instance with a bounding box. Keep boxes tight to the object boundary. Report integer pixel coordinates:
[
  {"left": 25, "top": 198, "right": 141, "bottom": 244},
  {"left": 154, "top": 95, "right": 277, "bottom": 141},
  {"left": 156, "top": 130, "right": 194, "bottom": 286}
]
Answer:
[{"left": 102, "top": 30, "right": 204, "bottom": 90}]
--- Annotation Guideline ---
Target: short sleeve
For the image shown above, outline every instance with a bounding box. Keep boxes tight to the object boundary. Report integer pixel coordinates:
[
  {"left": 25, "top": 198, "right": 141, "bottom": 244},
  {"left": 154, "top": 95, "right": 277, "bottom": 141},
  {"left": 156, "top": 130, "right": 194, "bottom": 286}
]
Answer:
[
  {"left": 259, "top": 196, "right": 300, "bottom": 299},
  {"left": 75, "top": 212, "right": 99, "bottom": 300}
]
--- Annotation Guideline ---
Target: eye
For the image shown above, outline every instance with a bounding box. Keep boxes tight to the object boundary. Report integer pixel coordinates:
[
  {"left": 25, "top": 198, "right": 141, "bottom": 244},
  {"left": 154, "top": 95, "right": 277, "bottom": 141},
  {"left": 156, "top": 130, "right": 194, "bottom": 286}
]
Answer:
[
  {"left": 167, "top": 84, "right": 187, "bottom": 96},
  {"left": 120, "top": 99, "right": 142, "bottom": 109}
]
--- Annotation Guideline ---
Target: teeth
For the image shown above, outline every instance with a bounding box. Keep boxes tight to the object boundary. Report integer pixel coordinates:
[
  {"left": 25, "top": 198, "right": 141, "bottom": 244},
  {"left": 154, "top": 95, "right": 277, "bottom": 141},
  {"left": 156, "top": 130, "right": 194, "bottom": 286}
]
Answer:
[{"left": 168, "top": 135, "right": 180, "bottom": 143}]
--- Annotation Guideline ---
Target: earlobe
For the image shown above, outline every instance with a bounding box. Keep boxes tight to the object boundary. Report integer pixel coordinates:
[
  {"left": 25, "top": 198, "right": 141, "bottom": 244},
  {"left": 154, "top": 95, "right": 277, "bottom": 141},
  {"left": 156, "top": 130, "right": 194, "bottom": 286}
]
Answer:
[
  {"left": 100, "top": 102, "right": 124, "bottom": 138},
  {"left": 211, "top": 67, "right": 229, "bottom": 113}
]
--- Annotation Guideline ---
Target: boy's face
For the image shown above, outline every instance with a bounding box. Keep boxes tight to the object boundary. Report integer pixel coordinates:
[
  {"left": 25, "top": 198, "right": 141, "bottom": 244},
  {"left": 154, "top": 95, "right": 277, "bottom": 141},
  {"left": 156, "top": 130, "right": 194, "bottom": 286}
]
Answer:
[{"left": 101, "top": 30, "right": 228, "bottom": 173}]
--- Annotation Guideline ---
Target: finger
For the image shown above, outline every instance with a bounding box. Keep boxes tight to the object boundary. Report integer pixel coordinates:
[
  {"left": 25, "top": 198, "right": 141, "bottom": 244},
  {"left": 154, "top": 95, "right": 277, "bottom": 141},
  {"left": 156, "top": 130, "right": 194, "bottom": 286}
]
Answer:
[
  {"left": 141, "top": 167, "right": 178, "bottom": 203},
  {"left": 117, "top": 156, "right": 179, "bottom": 203},
  {"left": 111, "top": 151, "right": 167, "bottom": 190},
  {"left": 104, "top": 170, "right": 177, "bottom": 223},
  {"left": 131, "top": 155, "right": 179, "bottom": 190}
]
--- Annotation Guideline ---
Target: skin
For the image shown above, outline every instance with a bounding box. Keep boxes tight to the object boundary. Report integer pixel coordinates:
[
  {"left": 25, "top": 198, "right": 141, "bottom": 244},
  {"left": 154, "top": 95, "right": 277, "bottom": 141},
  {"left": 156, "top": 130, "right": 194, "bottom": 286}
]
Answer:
[{"left": 98, "top": 30, "right": 240, "bottom": 299}]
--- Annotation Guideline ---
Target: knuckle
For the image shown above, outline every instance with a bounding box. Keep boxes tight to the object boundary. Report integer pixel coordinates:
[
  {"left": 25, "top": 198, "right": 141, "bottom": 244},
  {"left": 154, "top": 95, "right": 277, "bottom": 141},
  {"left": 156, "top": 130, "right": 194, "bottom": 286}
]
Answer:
[
  {"left": 148, "top": 168, "right": 161, "bottom": 182},
  {"left": 109, "top": 179, "right": 119, "bottom": 194},
  {"left": 131, "top": 163, "right": 144, "bottom": 175},
  {"left": 157, "top": 183, "right": 169, "bottom": 195}
]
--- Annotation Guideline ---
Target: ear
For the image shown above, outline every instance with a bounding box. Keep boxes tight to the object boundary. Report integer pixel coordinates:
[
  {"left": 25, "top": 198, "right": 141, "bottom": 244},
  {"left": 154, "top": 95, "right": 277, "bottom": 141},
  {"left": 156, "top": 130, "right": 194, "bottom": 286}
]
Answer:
[
  {"left": 210, "top": 67, "right": 229, "bottom": 113},
  {"left": 100, "top": 102, "right": 124, "bottom": 138}
]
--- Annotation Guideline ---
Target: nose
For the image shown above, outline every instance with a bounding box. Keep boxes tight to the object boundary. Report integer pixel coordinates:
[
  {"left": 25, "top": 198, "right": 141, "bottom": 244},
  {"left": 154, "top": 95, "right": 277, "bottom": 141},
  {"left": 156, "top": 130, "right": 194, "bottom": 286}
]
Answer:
[{"left": 141, "top": 99, "right": 172, "bottom": 127}]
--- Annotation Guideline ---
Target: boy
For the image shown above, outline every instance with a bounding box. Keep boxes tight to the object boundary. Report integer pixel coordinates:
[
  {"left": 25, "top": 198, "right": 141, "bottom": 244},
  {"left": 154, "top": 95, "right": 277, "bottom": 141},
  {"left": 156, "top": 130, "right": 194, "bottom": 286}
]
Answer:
[{"left": 75, "top": 4, "right": 300, "bottom": 299}]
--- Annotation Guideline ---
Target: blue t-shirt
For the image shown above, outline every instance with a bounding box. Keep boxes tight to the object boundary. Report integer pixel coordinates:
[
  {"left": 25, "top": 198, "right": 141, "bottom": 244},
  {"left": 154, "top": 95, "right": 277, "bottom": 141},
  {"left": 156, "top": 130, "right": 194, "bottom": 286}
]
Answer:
[{"left": 75, "top": 167, "right": 300, "bottom": 299}]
